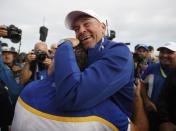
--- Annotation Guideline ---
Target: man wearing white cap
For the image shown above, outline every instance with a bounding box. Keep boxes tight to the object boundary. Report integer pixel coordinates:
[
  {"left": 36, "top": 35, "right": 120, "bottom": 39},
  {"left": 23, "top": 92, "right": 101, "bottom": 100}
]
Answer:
[
  {"left": 12, "top": 10, "right": 134, "bottom": 131},
  {"left": 141, "top": 42, "right": 176, "bottom": 131},
  {"left": 157, "top": 42, "right": 176, "bottom": 131}
]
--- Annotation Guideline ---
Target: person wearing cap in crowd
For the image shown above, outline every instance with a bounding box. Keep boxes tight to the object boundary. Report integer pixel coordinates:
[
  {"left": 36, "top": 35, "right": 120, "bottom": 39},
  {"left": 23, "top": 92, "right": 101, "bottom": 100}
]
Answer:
[
  {"left": 2, "top": 46, "right": 22, "bottom": 81},
  {"left": 0, "top": 43, "right": 14, "bottom": 131},
  {"left": 0, "top": 46, "right": 24, "bottom": 131},
  {"left": 0, "top": 29, "right": 13, "bottom": 131},
  {"left": 12, "top": 9, "right": 134, "bottom": 131},
  {"left": 134, "top": 44, "right": 152, "bottom": 78},
  {"left": 0, "top": 25, "right": 22, "bottom": 131},
  {"left": 141, "top": 42, "right": 176, "bottom": 131},
  {"left": 1, "top": 46, "right": 24, "bottom": 104},
  {"left": 156, "top": 42, "right": 176, "bottom": 131}
]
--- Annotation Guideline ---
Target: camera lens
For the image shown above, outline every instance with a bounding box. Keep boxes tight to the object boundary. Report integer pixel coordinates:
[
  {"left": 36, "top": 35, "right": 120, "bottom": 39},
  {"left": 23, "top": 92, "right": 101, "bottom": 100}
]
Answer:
[{"left": 35, "top": 51, "right": 47, "bottom": 62}]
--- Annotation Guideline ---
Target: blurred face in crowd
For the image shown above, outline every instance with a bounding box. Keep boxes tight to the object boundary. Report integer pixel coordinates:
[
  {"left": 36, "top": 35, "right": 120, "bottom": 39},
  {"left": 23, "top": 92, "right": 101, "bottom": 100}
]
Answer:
[
  {"left": 2, "top": 51, "right": 15, "bottom": 65},
  {"left": 34, "top": 42, "right": 48, "bottom": 54},
  {"left": 50, "top": 43, "right": 57, "bottom": 54},
  {"left": 137, "top": 47, "right": 148, "bottom": 58},
  {"left": 72, "top": 16, "right": 106, "bottom": 49},
  {"left": 159, "top": 48, "right": 176, "bottom": 68},
  {"left": 148, "top": 50, "right": 154, "bottom": 57}
]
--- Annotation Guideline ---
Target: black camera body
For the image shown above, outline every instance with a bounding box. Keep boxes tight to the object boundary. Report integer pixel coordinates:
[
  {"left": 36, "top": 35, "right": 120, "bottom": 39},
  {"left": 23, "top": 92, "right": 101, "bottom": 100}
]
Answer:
[
  {"left": 35, "top": 51, "right": 47, "bottom": 62},
  {"left": 107, "top": 30, "right": 116, "bottom": 40},
  {"left": 3, "top": 25, "right": 22, "bottom": 43}
]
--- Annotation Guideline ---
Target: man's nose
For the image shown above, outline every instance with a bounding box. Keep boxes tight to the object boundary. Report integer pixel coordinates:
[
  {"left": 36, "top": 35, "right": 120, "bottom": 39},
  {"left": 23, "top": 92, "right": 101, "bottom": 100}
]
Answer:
[
  {"left": 161, "top": 52, "right": 169, "bottom": 57},
  {"left": 78, "top": 25, "right": 86, "bottom": 34}
]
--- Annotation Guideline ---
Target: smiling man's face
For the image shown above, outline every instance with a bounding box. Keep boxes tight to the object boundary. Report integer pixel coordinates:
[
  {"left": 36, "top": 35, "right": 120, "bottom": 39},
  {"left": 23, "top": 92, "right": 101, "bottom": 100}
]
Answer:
[
  {"left": 159, "top": 48, "right": 176, "bottom": 68},
  {"left": 72, "top": 16, "right": 106, "bottom": 49}
]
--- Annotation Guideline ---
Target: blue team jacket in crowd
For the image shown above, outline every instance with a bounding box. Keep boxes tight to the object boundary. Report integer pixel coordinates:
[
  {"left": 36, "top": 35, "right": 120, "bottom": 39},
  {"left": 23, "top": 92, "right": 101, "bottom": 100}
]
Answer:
[{"left": 141, "top": 63, "right": 171, "bottom": 104}]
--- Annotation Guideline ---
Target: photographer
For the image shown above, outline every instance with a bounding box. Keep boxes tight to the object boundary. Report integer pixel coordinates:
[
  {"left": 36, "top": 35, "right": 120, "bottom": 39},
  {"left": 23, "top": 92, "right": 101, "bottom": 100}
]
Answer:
[
  {"left": 0, "top": 25, "right": 21, "bottom": 43},
  {"left": 0, "top": 25, "right": 21, "bottom": 131},
  {"left": 19, "top": 41, "right": 52, "bottom": 85},
  {"left": 0, "top": 46, "right": 14, "bottom": 131}
]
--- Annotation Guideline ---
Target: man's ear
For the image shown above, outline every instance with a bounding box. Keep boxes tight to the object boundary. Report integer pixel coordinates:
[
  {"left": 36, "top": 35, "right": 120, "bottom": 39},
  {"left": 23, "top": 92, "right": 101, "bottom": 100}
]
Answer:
[{"left": 101, "top": 23, "right": 106, "bottom": 35}]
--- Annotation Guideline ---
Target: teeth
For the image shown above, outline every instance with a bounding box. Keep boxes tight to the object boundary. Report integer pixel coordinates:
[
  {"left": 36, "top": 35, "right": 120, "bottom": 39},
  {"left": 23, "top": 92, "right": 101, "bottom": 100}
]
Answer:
[
  {"left": 83, "top": 37, "right": 89, "bottom": 40},
  {"left": 80, "top": 35, "right": 91, "bottom": 41}
]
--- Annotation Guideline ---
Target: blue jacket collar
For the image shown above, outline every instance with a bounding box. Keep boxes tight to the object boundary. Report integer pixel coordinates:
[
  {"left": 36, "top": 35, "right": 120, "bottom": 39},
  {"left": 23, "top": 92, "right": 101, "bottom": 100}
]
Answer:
[{"left": 87, "top": 37, "right": 108, "bottom": 65}]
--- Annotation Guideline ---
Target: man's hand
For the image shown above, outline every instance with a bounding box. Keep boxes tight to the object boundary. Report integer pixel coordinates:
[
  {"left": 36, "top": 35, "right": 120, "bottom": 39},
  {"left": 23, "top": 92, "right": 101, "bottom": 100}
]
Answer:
[
  {"left": 133, "top": 79, "right": 149, "bottom": 131},
  {"left": 12, "top": 65, "right": 21, "bottom": 74},
  {"left": 42, "top": 57, "right": 52, "bottom": 67},
  {"left": 134, "top": 79, "right": 142, "bottom": 98},
  {"left": 0, "top": 25, "right": 8, "bottom": 37},
  {"left": 61, "top": 38, "right": 79, "bottom": 47}
]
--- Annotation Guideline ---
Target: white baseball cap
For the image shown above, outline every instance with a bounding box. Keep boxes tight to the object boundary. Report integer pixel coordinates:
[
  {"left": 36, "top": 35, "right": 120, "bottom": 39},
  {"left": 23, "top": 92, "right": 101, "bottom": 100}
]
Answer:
[
  {"left": 2, "top": 46, "right": 18, "bottom": 54},
  {"left": 65, "top": 9, "right": 104, "bottom": 30},
  {"left": 157, "top": 42, "right": 176, "bottom": 52}
]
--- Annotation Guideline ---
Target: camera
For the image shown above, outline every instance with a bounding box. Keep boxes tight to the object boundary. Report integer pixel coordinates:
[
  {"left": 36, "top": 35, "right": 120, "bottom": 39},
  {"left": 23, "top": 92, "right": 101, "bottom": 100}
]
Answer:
[
  {"left": 3, "top": 25, "right": 22, "bottom": 43},
  {"left": 35, "top": 51, "right": 47, "bottom": 62},
  {"left": 107, "top": 30, "right": 116, "bottom": 40}
]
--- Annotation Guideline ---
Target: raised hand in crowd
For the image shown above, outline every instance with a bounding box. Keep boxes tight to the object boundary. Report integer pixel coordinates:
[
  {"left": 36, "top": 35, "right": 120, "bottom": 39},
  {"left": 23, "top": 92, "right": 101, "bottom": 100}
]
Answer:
[
  {"left": 0, "top": 25, "right": 7, "bottom": 37},
  {"left": 131, "top": 79, "right": 149, "bottom": 131},
  {"left": 42, "top": 57, "right": 52, "bottom": 67},
  {"left": 58, "top": 38, "right": 79, "bottom": 47},
  {"left": 141, "top": 76, "right": 157, "bottom": 112},
  {"left": 11, "top": 65, "right": 22, "bottom": 74}
]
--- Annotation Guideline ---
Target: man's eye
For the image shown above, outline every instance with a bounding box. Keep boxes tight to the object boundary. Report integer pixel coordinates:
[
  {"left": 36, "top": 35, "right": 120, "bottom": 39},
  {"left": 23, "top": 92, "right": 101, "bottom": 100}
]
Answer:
[
  {"left": 73, "top": 27, "right": 79, "bottom": 33},
  {"left": 84, "top": 23, "right": 90, "bottom": 27}
]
